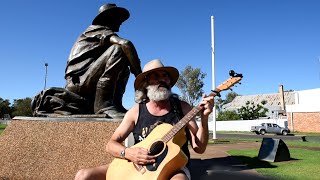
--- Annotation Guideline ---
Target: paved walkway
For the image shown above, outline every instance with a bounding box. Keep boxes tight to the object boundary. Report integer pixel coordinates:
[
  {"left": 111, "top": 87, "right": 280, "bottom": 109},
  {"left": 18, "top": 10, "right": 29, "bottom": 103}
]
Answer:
[{"left": 188, "top": 142, "right": 270, "bottom": 180}]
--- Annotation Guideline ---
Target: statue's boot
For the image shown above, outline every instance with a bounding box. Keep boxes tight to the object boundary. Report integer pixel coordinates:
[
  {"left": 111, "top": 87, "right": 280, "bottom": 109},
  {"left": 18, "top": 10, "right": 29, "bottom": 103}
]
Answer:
[
  {"left": 114, "top": 90, "right": 127, "bottom": 113},
  {"left": 114, "top": 70, "right": 129, "bottom": 113},
  {"left": 94, "top": 81, "right": 126, "bottom": 119}
]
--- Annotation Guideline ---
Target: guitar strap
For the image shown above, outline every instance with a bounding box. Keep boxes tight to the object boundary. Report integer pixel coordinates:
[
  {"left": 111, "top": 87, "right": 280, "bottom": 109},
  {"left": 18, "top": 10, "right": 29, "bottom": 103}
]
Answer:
[
  {"left": 169, "top": 94, "right": 184, "bottom": 119},
  {"left": 169, "top": 94, "right": 191, "bottom": 166}
]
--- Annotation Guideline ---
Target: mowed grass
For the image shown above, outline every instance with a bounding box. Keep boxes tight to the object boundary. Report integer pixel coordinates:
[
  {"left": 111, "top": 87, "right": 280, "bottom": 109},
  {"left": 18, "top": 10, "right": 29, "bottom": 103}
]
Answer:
[
  {"left": 229, "top": 147, "right": 320, "bottom": 180},
  {"left": 220, "top": 134, "right": 320, "bottom": 180},
  {"left": 0, "top": 124, "right": 7, "bottom": 134},
  {"left": 217, "top": 136, "right": 320, "bottom": 149}
]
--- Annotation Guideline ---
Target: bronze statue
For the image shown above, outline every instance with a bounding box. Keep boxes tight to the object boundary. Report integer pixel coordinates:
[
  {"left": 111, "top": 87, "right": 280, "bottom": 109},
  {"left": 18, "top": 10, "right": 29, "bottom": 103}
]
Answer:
[{"left": 32, "top": 4, "right": 142, "bottom": 118}]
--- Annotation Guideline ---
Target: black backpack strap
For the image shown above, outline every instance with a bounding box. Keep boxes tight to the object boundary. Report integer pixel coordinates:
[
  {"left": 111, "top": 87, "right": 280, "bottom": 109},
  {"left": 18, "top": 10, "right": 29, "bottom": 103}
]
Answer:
[
  {"left": 169, "top": 94, "right": 191, "bottom": 164},
  {"left": 169, "top": 94, "right": 184, "bottom": 119}
]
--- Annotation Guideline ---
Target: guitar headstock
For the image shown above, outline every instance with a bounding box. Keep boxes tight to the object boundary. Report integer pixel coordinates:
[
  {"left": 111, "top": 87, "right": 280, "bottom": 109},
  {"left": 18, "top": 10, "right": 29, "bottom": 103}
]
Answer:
[{"left": 211, "top": 70, "right": 243, "bottom": 97}]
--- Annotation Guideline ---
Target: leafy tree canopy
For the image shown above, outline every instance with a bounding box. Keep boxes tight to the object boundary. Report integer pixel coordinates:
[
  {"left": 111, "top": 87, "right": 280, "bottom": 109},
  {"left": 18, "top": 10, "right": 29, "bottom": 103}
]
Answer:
[
  {"left": 0, "top": 97, "right": 33, "bottom": 118},
  {"left": 217, "top": 110, "right": 241, "bottom": 121},
  {"left": 237, "top": 100, "right": 268, "bottom": 120},
  {"left": 12, "top": 98, "right": 33, "bottom": 117},
  {"left": 225, "top": 91, "right": 239, "bottom": 104},
  {"left": 0, "top": 98, "right": 12, "bottom": 118},
  {"left": 215, "top": 91, "right": 239, "bottom": 112},
  {"left": 176, "top": 65, "right": 206, "bottom": 107}
]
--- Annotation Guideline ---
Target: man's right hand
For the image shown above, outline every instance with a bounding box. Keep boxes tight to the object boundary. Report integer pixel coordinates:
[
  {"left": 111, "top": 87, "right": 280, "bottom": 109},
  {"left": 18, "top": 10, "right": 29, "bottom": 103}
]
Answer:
[{"left": 125, "top": 147, "right": 156, "bottom": 165}]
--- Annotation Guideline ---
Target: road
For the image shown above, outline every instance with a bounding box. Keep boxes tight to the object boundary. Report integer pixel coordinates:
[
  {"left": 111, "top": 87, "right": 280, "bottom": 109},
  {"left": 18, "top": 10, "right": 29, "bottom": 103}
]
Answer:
[{"left": 213, "top": 132, "right": 305, "bottom": 141}]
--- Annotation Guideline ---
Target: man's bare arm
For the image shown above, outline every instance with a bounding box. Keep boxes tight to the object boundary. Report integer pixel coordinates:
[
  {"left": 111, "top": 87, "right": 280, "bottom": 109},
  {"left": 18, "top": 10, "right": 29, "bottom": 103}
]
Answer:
[
  {"left": 106, "top": 104, "right": 156, "bottom": 164},
  {"left": 182, "top": 94, "right": 214, "bottom": 154}
]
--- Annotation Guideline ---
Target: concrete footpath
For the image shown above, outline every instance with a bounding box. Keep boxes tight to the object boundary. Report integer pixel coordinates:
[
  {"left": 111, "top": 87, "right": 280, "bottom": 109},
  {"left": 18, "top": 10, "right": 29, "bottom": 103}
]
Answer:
[{"left": 188, "top": 142, "right": 270, "bottom": 180}]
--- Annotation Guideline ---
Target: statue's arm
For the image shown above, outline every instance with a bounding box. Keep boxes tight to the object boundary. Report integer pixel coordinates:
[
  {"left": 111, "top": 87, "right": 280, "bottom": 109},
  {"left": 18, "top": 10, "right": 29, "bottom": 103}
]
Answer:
[{"left": 109, "top": 35, "right": 142, "bottom": 77}]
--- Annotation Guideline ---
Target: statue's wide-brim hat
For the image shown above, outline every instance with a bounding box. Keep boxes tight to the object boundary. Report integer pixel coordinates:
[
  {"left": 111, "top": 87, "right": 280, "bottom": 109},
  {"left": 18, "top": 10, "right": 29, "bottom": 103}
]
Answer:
[
  {"left": 92, "top": 4, "right": 130, "bottom": 25},
  {"left": 134, "top": 59, "right": 179, "bottom": 89}
]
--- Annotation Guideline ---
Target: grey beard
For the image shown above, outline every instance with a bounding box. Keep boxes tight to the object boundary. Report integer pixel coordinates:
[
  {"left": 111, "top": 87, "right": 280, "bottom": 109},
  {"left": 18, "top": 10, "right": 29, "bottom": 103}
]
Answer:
[{"left": 146, "top": 85, "right": 172, "bottom": 101}]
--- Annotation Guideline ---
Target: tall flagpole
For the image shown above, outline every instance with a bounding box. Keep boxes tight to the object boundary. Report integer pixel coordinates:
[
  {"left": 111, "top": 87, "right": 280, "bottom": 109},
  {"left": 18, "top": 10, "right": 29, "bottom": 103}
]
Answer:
[
  {"left": 211, "top": 16, "right": 217, "bottom": 139},
  {"left": 44, "top": 62, "right": 48, "bottom": 90}
]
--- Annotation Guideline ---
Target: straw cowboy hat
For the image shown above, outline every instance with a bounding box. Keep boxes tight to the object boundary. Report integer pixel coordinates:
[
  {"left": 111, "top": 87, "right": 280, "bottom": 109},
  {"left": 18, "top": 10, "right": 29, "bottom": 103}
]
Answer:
[
  {"left": 92, "top": 4, "right": 130, "bottom": 25},
  {"left": 134, "top": 59, "right": 179, "bottom": 89}
]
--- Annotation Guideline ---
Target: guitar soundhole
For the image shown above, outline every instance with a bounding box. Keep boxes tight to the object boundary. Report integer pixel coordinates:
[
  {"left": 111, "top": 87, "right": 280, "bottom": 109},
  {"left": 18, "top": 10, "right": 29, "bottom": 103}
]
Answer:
[{"left": 149, "top": 141, "right": 165, "bottom": 156}]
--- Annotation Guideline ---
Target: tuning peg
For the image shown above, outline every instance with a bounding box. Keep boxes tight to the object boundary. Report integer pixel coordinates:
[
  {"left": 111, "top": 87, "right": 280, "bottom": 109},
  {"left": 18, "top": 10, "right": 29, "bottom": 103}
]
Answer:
[
  {"left": 230, "top": 88, "right": 233, "bottom": 91},
  {"left": 239, "top": 82, "right": 242, "bottom": 85},
  {"left": 229, "top": 70, "right": 235, "bottom": 77}
]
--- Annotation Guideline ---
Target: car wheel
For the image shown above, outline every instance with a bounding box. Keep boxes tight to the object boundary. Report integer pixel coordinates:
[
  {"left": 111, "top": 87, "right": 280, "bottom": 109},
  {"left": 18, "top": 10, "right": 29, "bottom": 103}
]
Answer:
[
  {"left": 282, "top": 130, "right": 288, "bottom": 136},
  {"left": 260, "top": 129, "right": 266, "bottom": 135}
]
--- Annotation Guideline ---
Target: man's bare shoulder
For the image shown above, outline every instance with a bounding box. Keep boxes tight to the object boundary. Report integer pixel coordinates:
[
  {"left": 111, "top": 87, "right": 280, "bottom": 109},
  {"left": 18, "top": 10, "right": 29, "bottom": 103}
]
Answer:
[
  {"left": 123, "top": 103, "right": 140, "bottom": 122},
  {"left": 129, "top": 103, "right": 139, "bottom": 112}
]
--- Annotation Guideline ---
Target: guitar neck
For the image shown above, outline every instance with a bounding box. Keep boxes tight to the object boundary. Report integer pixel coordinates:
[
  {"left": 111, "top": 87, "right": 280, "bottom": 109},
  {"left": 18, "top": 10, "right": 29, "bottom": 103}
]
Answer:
[{"left": 161, "top": 89, "right": 221, "bottom": 143}]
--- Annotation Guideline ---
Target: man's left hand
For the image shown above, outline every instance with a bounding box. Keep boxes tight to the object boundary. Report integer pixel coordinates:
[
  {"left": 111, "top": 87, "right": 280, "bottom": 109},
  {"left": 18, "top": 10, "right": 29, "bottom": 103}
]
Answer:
[{"left": 199, "top": 94, "right": 214, "bottom": 117}]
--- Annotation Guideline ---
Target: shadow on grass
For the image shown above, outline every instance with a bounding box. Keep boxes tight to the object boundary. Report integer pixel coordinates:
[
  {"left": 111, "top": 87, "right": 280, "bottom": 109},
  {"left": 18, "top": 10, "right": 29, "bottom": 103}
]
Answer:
[
  {"left": 189, "top": 156, "right": 274, "bottom": 180},
  {"left": 231, "top": 155, "right": 277, "bottom": 169},
  {"left": 231, "top": 155, "right": 300, "bottom": 169}
]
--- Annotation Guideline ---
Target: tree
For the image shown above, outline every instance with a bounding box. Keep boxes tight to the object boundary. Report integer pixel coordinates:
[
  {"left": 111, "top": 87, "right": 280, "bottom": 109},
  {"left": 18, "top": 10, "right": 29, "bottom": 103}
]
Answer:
[
  {"left": 0, "top": 98, "right": 12, "bottom": 118},
  {"left": 215, "top": 97, "right": 225, "bottom": 112},
  {"left": 215, "top": 91, "right": 239, "bottom": 112},
  {"left": 176, "top": 65, "right": 206, "bottom": 107},
  {"left": 217, "top": 110, "right": 241, "bottom": 121},
  {"left": 11, "top": 98, "right": 33, "bottom": 117},
  {"left": 225, "top": 91, "right": 239, "bottom": 104},
  {"left": 216, "top": 91, "right": 240, "bottom": 121},
  {"left": 237, "top": 100, "right": 269, "bottom": 120}
]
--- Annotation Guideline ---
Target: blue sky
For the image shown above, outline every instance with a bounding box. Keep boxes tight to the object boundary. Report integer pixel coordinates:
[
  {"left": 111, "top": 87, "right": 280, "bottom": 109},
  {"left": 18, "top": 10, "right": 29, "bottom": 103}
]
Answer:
[{"left": 0, "top": 0, "right": 319, "bottom": 109}]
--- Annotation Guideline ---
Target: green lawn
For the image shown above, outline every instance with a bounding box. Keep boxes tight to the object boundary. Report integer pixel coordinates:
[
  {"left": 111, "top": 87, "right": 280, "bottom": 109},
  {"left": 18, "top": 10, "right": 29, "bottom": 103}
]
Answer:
[
  {"left": 218, "top": 136, "right": 320, "bottom": 149},
  {"left": 0, "top": 124, "right": 7, "bottom": 134},
  {"left": 217, "top": 132, "right": 320, "bottom": 180},
  {"left": 229, "top": 148, "right": 320, "bottom": 180}
]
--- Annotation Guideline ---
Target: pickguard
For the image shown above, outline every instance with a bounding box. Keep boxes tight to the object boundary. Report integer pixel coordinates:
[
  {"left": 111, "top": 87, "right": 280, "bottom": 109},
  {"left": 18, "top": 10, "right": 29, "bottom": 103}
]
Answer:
[{"left": 146, "top": 145, "right": 168, "bottom": 171}]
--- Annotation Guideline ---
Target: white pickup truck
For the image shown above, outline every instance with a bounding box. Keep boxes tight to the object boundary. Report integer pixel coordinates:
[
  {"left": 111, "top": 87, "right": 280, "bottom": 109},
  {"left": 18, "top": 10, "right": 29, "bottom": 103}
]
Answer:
[{"left": 250, "top": 123, "right": 290, "bottom": 135}]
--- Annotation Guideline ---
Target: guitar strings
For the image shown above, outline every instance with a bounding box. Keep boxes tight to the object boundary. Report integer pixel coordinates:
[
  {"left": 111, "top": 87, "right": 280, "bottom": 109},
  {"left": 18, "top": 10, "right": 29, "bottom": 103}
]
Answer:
[{"left": 151, "top": 106, "right": 202, "bottom": 154}]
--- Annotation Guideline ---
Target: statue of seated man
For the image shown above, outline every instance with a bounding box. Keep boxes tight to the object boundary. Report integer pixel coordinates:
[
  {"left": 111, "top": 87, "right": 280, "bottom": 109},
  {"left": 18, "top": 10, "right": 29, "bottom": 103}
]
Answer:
[{"left": 32, "top": 4, "right": 142, "bottom": 118}]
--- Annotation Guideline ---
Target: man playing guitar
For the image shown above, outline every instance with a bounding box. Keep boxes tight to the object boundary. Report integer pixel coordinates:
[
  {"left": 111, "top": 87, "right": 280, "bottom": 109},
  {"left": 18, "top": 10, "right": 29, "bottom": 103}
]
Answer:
[{"left": 75, "top": 59, "right": 214, "bottom": 180}]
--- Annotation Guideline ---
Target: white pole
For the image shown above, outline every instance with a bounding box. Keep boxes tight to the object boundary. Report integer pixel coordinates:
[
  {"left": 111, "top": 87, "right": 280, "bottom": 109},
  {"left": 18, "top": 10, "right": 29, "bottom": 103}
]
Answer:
[{"left": 211, "top": 16, "right": 217, "bottom": 139}]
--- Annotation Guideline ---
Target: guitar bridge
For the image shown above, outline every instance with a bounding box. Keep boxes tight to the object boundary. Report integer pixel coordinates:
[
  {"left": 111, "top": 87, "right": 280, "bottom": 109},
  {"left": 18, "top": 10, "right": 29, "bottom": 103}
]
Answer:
[{"left": 133, "top": 163, "right": 146, "bottom": 174}]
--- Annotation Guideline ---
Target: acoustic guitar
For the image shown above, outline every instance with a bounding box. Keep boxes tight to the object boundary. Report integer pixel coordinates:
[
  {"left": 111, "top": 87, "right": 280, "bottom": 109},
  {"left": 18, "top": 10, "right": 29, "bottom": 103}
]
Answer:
[{"left": 106, "top": 70, "right": 243, "bottom": 180}]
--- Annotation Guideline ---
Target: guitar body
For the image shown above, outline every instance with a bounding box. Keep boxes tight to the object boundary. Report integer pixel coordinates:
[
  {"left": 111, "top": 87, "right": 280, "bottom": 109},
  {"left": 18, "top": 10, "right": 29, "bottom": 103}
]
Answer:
[{"left": 106, "top": 123, "right": 188, "bottom": 180}]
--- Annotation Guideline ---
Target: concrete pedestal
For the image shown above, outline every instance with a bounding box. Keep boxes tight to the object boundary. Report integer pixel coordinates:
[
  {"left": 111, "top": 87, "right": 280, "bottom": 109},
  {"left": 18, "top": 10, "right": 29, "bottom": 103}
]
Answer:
[{"left": 0, "top": 117, "right": 121, "bottom": 179}]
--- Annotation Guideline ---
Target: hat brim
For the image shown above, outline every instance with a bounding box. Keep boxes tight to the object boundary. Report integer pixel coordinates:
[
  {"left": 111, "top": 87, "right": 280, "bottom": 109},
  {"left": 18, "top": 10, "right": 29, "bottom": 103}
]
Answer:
[
  {"left": 134, "top": 67, "right": 179, "bottom": 89},
  {"left": 92, "top": 7, "right": 130, "bottom": 25}
]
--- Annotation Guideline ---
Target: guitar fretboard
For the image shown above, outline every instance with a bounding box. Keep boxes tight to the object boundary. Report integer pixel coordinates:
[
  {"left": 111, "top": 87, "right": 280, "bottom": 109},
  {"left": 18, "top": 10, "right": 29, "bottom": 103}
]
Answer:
[
  {"left": 161, "top": 105, "right": 203, "bottom": 143},
  {"left": 159, "top": 74, "right": 242, "bottom": 143}
]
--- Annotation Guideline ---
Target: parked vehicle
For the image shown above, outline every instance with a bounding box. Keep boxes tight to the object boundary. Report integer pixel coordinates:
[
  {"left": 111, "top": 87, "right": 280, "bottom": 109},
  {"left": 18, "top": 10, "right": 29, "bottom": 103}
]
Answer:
[
  {"left": 3, "top": 114, "right": 11, "bottom": 120},
  {"left": 250, "top": 123, "right": 290, "bottom": 135}
]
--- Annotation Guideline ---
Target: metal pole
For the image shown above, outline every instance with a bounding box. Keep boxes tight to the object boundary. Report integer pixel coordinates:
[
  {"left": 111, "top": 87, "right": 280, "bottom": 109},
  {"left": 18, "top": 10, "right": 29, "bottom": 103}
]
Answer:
[
  {"left": 211, "top": 16, "right": 217, "bottom": 139},
  {"left": 44, "top": 63, "right": 48, "bottom": 90},
  {"left": 318, "top": 57, "right": 320, "bottom": 81}
]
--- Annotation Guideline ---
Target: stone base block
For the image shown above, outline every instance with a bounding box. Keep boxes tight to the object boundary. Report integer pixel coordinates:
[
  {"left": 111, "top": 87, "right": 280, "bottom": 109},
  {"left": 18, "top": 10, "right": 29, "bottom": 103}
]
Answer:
[{"left": 0, "top": 118, "right": 120, "bottom": 179}]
